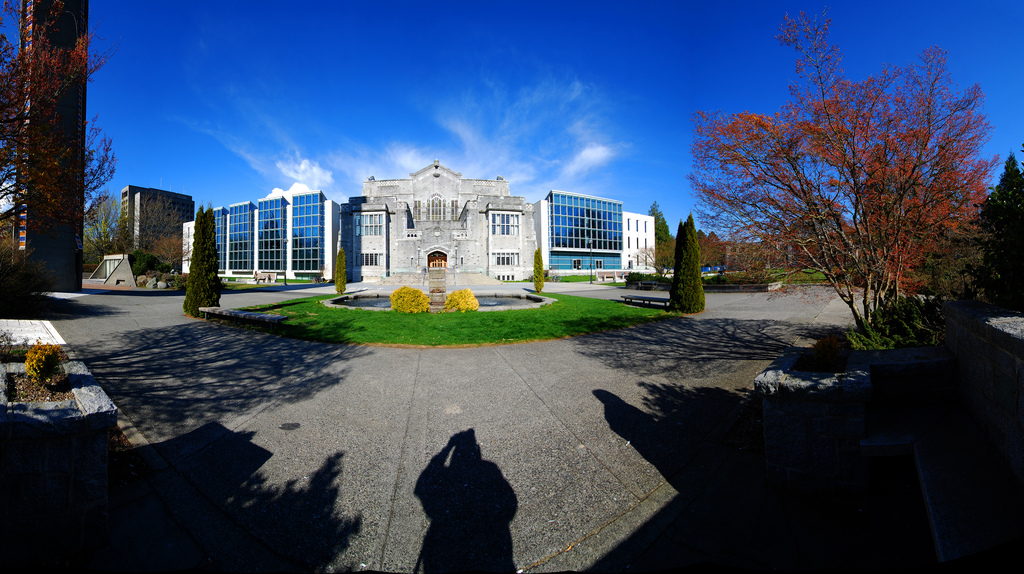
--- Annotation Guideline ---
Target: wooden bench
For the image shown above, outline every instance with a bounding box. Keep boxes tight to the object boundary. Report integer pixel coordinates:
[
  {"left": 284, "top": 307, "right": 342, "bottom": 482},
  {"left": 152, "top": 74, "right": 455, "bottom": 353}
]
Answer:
[
  {"left": 638, "top": 281, "right": 659, "bottom": 291},
  {"left": 621, "top": 295, "right": 671, "bottom": 309},
  {"left": 198, "top": 307, "right": 287, "bottom": 331}
]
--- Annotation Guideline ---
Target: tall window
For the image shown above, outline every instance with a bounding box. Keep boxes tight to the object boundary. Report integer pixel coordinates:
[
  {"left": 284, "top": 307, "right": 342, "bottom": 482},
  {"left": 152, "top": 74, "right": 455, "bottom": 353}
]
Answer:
[
  {"left": 491, "top": 252, "right": 519, "bottom": 266},
  {"left": 291, "top": 193, "right": 324, "bottom": 272},
  {"left": 228, "top": 203, "right": 255, "bottom": 271},
  {"left": 428, "top": 194, "right": 444, "bottom": 221},
  {"left": 258, "top": 198, "right": 287, "bottom": 271},
  {"left": 213, "top": 208, "right": 228, "bottom": 271},
  {"left": 491, "top": 213, "right": 520, "bottom": 235},
  {"left": 355, "top": 213, "right": 383, "bottom": 236}
]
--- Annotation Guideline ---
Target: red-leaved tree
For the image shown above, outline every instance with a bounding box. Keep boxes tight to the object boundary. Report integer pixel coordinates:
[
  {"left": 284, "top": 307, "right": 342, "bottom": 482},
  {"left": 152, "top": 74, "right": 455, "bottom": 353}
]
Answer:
[
  {"left": 0, "top": 0, "right": 115, "bottom": 236},
  {"left": 690, "top": 11, "right": 997, "bottom": 330}
]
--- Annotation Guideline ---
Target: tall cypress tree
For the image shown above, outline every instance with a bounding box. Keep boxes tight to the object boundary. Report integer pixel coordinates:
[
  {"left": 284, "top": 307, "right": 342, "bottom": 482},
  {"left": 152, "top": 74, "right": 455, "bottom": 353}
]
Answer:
[
  {"left": 669, "top": 215, "right": 704, "bottom": 313},
  {"left": 335, "top": 248, "right": 347, "bottom": 294},
  {"left": 979, "top": 149, "right": 1024, "bottom": 311},
  {"left": 183, "top": 206, "right": 221, "bottom": 317},
  {"left": 533, "top": 247, "right": 544, "bottom": 293}
]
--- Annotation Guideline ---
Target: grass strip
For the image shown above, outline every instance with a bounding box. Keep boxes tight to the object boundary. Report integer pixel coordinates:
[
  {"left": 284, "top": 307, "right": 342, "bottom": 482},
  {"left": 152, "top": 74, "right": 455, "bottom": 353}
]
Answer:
[{"left": 242, "top": 293, "right": 671, "bottom": 346}]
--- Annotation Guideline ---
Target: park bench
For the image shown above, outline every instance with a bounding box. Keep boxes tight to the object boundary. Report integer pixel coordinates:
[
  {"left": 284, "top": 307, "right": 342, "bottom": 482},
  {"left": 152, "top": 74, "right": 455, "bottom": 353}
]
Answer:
[
  {"left": 621, "top": 295, "right": 671, "bottom": 309},
  {"left": 198, "top": 307, "right": 287, "bottom": 331},
  {"left": 638, "top": 281, "right": 659, "bottom": 290}
]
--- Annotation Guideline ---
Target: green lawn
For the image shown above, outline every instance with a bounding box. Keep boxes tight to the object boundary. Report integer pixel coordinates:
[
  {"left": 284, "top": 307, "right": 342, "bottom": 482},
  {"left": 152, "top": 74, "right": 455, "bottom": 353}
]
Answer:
[{"left": 241, "top": 293, "right": 671, "bottom": 346}]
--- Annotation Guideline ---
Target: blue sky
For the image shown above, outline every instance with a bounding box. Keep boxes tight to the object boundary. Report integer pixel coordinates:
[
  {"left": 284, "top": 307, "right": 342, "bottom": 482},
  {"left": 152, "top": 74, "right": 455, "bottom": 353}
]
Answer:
[{"left": 86, "top": 1, "right": 1023, "bottom": 230}]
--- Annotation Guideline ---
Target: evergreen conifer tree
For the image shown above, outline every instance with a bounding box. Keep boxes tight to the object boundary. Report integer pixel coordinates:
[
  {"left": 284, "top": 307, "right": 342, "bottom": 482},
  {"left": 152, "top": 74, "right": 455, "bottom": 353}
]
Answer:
[
  {"left": 533, "top": 248, "right": 544, "bottom": 293},
  {"left": 183, "top": 206, "right": 221, "bottom": 317},
  {"left": 979, "top": 149, "right": 1024, "bottom": 311},
  {"left": 335, "top": 248, "right": 347, "bottom": 294},
  {"left": 669, "top": 215, "right": 704, "bottom": 313}
]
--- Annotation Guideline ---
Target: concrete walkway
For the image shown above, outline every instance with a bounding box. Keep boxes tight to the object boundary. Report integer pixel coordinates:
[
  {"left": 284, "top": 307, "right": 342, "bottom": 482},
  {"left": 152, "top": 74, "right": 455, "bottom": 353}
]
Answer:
[{"left": 28, "top": 282, "right": 960, "bottom": 570}]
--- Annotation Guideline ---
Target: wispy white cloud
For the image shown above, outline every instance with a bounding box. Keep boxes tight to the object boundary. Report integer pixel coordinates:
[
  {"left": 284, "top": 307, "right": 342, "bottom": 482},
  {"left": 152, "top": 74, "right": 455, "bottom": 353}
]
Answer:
[
  {"left": 275, "top": 154, "right": 333, "bottom": 190},
  {"left": 190, "top": 76, "right": 627, "bottom": 205}
]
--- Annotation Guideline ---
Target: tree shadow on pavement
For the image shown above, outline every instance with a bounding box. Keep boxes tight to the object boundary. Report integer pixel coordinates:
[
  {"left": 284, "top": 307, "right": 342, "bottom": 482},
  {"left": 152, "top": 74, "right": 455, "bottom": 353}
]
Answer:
[
  {"left": 414, "top": 429, "right": 517, "bottom": 573},
  {"left": 71, "top": 319, "right": 371, "bottom": 463},
  {"left": 43, "top": 296, "right": 129, "bottom": 319},
  {"left": 159, "top": 422, "right": 362, "bottom": 571},
  {"left": 573, "top": 316, "right": 809, "bottom": 379},
  {"left": 589, "top": 382, "right": 937, "bottom": 571}
]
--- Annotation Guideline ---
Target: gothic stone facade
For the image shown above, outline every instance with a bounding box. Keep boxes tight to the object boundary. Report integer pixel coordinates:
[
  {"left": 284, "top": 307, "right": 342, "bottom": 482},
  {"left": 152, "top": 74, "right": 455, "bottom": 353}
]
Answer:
[{"left": 341, "top": 161, "right": 537, "bottom": 282}]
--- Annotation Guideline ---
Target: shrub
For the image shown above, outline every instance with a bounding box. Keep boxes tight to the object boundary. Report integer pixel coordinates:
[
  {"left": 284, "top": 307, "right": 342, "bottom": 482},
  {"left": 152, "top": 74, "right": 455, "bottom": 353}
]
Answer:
[
  {"left": 130, "top": 250, "right": 160, "bottom": 276},
  {"left": 0, "top": 330, "right": 13, "bottom": 362},
  {"left": 0, "top": 241, "right": 55, "bottom": 318},
  {"left": 335, "top": 248, "right": 347, "bottom": 294},
  {"left": 627, "top": 272, "right": 671, "bottom": 283},
  {"left": 25, "top": 339, "right": 62, "bottom": 384},
  {"left": 811, "top": 335, "right": 843, "bottom": 370},
  {"left": 183, "top": 206, "right": 221, "bottom": 316},
  {"left": 533, "top": 248, "right": 544, "bottom": 293},
  {"left": 390, "top": 286, "right": 429, "bottom": 313},
  {"left": 847, "top": 296, "right": 945, "bottom": 350},
  {"left": 444, "top": 289, "right": 479, "bottom": 312},
  {"left": 669, "top": 215, "right": 704, "bottom": 313}
]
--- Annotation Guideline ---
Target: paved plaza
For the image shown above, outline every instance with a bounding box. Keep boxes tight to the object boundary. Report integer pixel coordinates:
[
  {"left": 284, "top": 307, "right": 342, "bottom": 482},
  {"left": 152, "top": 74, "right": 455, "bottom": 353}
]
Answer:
[{"left": 30, "top": 282, "right": 948, "bottom": 571}]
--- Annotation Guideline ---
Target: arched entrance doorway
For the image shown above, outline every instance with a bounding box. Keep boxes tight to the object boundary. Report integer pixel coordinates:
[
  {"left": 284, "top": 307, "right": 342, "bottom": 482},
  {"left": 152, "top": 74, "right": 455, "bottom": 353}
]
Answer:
[{"left": 427, "top": 251, "right": 447, "bottom": 269}]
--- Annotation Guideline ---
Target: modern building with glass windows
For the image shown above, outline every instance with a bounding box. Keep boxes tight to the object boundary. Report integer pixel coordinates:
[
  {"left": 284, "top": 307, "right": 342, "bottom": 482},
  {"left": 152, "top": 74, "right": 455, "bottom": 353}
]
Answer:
[
  {"left": 533, "top": 191, "right": 654, "bottom": 273},
  {"left": 183, "top": 188, "right": 339, "bottom": 281}
]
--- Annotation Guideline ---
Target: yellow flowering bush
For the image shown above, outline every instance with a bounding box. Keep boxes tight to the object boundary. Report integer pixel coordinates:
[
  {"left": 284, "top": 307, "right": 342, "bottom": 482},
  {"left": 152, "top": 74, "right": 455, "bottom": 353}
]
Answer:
[
  {"left": 390, "top": 286, "right": 430, "bottom": 313},
  {"left": 444, "top": 289, "right": 479, "bottom": 312},
  {"left": 25, "top": 339, "right": 62, "bottom": 383}
]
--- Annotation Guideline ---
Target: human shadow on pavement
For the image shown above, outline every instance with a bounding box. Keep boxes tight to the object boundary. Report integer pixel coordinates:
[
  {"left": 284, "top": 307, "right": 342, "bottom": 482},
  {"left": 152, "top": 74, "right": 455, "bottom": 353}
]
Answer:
[
  {"left": 72, "top": 320, "right": 371, "bottom": 463},
  {"left": 161, "top": 421, "right": 362, "bottom": 571},
  {"left": 414, "top": 429, "right": 517, "bottom": 573}
]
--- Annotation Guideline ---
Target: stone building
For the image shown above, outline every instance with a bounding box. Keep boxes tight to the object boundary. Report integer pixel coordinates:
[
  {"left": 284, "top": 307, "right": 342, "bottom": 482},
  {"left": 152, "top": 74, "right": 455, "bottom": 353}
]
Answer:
[{"left": 341, "top": 161, "right": 537, "bottom": 282}]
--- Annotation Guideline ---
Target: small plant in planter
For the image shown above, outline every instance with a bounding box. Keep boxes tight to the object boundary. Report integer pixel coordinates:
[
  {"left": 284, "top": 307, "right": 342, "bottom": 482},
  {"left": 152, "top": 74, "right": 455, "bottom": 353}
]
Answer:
[
  {"left": 25, "top": 339, "right": 62, "bottom": 383},
  {"left": 792, "top": 334, "right": 848, "bottom": 372},
  {"left": 10, "top": 339, "right": 73, "bottom": 402}
]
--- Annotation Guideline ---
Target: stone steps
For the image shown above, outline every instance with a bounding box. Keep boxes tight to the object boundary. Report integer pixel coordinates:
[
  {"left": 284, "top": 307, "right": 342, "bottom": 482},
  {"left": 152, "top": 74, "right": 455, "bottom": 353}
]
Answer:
[{"left": 861, "top": 405, "right": 1024, "bottom": 562}]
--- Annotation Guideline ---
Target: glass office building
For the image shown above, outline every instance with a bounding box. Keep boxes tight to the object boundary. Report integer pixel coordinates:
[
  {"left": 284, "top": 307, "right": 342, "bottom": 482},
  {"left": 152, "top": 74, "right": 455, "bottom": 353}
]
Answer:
[
  {"left": 544, "top": 191, "right": 623, "bottom": 270},
  {"left": 191, "top": 187, "right": 338, "bottom": 281}
]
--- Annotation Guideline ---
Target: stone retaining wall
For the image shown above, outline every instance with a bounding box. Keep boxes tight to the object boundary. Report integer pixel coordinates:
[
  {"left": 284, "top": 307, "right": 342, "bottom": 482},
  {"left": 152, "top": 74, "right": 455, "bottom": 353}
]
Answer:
[
  {"left": 755, "top": 348, "right": 872, "bottom": 496},
  {"left": 1, "top": 360, "right": 118, "bottom": 563},
  {"left": 944, "top": 301, "right": 1024, "bottom": 486}
]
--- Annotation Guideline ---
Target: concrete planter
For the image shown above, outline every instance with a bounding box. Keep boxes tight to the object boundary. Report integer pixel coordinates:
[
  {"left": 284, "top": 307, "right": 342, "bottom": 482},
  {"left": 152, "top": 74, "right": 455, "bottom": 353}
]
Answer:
[
  {"left": 1, "top": 360, "right": 118, "bottom": 564},
  {"left": 754, "top": 348, "right": 872, "bottom": 496}
]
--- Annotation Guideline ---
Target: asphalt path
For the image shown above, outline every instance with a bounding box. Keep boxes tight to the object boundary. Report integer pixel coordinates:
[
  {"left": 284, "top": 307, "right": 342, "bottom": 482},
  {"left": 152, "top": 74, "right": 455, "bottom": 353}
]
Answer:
[{"left": 42, "top": 282, "right": 899, "bottom": 572}]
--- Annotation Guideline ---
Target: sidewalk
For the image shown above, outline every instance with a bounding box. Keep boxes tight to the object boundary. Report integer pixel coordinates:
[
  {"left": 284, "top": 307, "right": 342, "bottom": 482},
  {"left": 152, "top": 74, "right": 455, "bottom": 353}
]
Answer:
[{"left": 14, "top": 284, "right": 994, "bottom": 570}]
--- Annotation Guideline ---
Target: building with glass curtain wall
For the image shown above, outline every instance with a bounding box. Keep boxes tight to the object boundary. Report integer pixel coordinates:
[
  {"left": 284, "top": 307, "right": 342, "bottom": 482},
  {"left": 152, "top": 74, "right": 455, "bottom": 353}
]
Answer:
[
  {"left": 183, "top": 188, "right": 339, "bottom": 280},
  {"left": 534, "top": 191, "right": 621, "bottom": 271},
  {"left": 184, "top": 163, "right": 654, "bottom": 282},
  {"left": 533, "top": 191, "right": 654, "bottom": 273}
]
